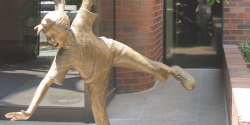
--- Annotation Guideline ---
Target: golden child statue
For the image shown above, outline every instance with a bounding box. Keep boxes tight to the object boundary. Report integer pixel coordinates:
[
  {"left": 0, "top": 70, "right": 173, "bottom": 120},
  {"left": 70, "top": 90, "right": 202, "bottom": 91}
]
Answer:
[{"left": 5, "top": 0, "right": 195, "bottom": 124}]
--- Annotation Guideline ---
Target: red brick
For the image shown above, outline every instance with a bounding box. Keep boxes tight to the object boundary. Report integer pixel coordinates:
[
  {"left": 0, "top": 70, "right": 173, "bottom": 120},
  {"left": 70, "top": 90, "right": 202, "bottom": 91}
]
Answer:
[
  {"left": 102, "top": 27, "right": 114, "bottom": 33},
  {"left": 117, "top": 85, "right": 131, "bottom": 92},
  {"left": 146, "top": 82, "right": 155, "bottom": 89},
  {"left": 230, "top": 8, "right": 245, "bottom": 13},
  {"left": 231, "top": 30, "right": 244, "bottom": 35},
  {"left": 101, "top": 7, "right": 113, "bottom": 13},
  {"left": 116, "top": 21, "right": 131, "bottom": 26},
  {"left": 238, "top": 2, "right": 250, "bottom": 7},
  {"left": 108, "top": 79, "right": 113, "bottom": 84},
  {"left": 237, "top": 35, "right": 250, "bottom": 40},
  {"left": 101, "top": 1, "right": 113, "bottom": 6},
  {"left": 231, "top": 19, "right": 244, "bottom": 24},
  {"left": 145, "top": 19, "right": 154, "bottom": 25},
  {"left": 224, "top": 36, "right": 236, "bottom": 40},
  {"left": 156, "top": 0, "right": 163, "bottom": 4},
  {"left": 223, "top": 41, "right": 230, "bottom": 44},
  {"left": 130, "top": 45, "right": 146, "bottom": 51},
  {"left": 145, "top": 32, "right": 154, "bottom": 38},
  {"left": 231, "top": 78, "right": 250, "bottom": 82},
  {"left": 101, "top": 14, "right": 113, "bottom": 20},
  {"left": 146, "top": 45, "right": 153, "bottom": 51},
  {"left": 116, "top": 79, "right": 123, "bottom": 85},
  {"left": 139, "top": 0, "right": 152, "bottom": 6},
  {"left": 102, "top": 20, "right": 113, "bottom": 26},
  {"left": 116, "top": 67, "right": 123, "bottom": 72},
  {"left": 116, "top": 72, "right": 131, "bottom": 78},
  {"left": 131, "top": 7, "right": 146, "bottom": 13},
  {"left": 116, "top": 27, "right": 123, "bottom": 33},
  {"left": 223, "top": 24, "right": 237, "bottom": 29},
  {"left": 131, "top": 72, "right": 146, "bottom": 78},
  {"left": 224, "top": 2, "right": 237, "bottom": 7},
  {"left": 116, "top": 14, "right": 123, "bottom": 20},
  {"left": 116, "top": 0, "right": 123, "bottom": 6},
  {"left": 131, "top": 84, "right": 145, "bottom": 91},
  {"left": 245, "top": 8, "right": 250, "bottom": 12},
  {"left": 123, "top": 13, "right": 139, "bottom": 20},
  {"left": 101, "top": 32, "right": 113, "bottom": 38},
  {"left": 224, "top": 13, "right": 237, "bottom": 18},
  {"left": 138, "top": 38, "right": 152, "bottom": 45},
  {"left": 116, "top": 7, "right": 131, "bottom": 13},
  {"left": 139, "top": 13, "right": 152, "bottom": 19},
  {"left": 123, "top": 27, "right": 138, "bottom": 33},
  {"left": 238, "top": 13, "right": 250, "bottom": 18},
  {"left": 131, "top": 20, "right": 146, "bottom": 26},
  {"left": 154, "top": 5, "right": 161, "bottom": 11},
  {"left": 139, "top": 26, "right": 151, "bottom": 32},
  {"left": 123, "top": 67, "right": 136, "bottom": 72},
  {"left": 224, "top": 19, "right": 230, "bottom": 23},
  {"left": 145, "top": 7, "right": 154, "bottom": 12},
  {"left": 117, "top": 92, "right": 124, "bottom": 94},
  {"left": 123, "top": 1, "right": 139, "bottom": 7},
  {"left": 245, "top": 30, "right": 250, "bottom": 35},
  {"left": 131, "top": 33, "right": 146, "bottom": 39},
  {"left": 139, "top": 76, "right": 152, "bottom": 83},
  {"left": 224, "top": 30, "right": 230, "bottom": 35},
  {"left": 123, "top": 39, "right": 139, "bottom": 45},
  {"left": 245, "top": 19, "right": 250, "bottom": 24},
  {"left": 116, "top": 33, "right": 131, "bottom": 39},
  {"left": 124, "top": 78, "right": 139, "bottom": 84}
]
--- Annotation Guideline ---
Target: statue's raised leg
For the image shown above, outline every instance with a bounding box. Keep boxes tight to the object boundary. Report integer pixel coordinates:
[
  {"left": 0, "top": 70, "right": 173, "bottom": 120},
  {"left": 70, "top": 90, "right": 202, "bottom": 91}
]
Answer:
[{"left": 108, "top": 39, "right": 195, "bottom": 90}]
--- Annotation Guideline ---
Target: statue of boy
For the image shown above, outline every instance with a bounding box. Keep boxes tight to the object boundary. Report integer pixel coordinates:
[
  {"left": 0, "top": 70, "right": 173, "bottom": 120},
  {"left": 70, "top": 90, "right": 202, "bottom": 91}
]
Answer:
[{"left": 5, "top": 0, "right": 195, "bottom": 124}]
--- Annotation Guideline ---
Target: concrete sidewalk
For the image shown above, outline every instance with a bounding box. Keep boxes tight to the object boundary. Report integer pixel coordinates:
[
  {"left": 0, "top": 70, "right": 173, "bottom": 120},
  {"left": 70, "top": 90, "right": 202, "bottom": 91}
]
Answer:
[
  {"left": 0, "top": 68, "right": 227, "bottom": 125},
  {"left": 107, "top": 69, "right": 227, "bottom": 125}
]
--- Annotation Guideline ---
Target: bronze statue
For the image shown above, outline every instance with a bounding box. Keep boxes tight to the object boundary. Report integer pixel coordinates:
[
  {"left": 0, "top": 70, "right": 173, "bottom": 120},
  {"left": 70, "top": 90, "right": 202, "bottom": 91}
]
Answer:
[{"left": 5, "top": 0, "right": 195, "bottom": 124}]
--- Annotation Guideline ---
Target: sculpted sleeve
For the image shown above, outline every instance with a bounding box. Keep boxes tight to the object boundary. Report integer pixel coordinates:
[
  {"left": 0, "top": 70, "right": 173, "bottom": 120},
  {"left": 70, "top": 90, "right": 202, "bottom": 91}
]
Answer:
[
  {"left": 71, "top": 7, "right": 98, "bottom": 32},
  {"left": 45, "top": 50, "right": 74, "bottom": 86}
]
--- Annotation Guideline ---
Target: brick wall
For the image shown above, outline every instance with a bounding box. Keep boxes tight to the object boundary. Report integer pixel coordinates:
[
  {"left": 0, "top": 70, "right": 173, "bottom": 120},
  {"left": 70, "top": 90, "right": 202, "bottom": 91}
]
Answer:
[
  {"left": 100, "top": 0, "right": 116, "bottom": 92},
  {"left": 223, "top": 0, "right": 250, "bottom": 46},
  {"left": 223, "top": 45, "right": 250, "bottom": 125},
  {"left": 109, "top": 0, "right": 164, "bottom": 94}
]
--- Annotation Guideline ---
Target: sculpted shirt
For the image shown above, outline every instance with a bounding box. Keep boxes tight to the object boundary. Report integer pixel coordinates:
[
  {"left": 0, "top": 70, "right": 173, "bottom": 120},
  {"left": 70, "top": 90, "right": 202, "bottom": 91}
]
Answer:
[{"left": 46, "top": 8, "right": 114, "bottom": 85}]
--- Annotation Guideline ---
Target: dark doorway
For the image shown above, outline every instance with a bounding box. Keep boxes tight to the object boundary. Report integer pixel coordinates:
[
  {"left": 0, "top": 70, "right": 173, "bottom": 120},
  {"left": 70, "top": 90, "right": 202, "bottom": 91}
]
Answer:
[{"left": 163, "top": 0, "right": 223, "bottom": 68}]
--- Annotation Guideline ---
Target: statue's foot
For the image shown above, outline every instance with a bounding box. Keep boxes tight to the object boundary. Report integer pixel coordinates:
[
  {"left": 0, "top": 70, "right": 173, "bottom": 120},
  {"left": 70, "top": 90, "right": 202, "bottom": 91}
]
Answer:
[{"left": 171, "top": 65, "right": 195, "bottom": 91}]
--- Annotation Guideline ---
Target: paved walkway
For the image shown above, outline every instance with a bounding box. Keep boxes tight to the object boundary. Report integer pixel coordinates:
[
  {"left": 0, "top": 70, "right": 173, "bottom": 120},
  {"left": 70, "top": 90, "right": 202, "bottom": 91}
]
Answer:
[
  {"left": 0, "top": 46, "right": 228, "bottom": 125},
  {"left": 107, "top": 69, "right": 227, "bottom": 125}
]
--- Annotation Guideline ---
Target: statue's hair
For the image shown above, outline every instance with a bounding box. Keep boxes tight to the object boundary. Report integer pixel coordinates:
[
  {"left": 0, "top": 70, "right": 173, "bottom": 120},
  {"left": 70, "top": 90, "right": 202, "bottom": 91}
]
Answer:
[{"left": 34, "top": 11, "right": 70, "bottom": 35}]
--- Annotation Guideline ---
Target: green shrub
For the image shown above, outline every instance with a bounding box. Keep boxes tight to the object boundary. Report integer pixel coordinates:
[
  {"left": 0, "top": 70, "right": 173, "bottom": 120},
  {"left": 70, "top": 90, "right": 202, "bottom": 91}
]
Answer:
[{"left": 240, "top": 39, "right": 250, "bottom": 68}]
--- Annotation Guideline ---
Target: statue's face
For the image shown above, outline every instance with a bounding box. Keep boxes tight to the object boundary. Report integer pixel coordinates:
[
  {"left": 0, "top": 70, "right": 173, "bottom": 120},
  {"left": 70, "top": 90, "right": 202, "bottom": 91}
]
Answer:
[{"left": 43, "top": 25, "right": 68, "bottom": 49}]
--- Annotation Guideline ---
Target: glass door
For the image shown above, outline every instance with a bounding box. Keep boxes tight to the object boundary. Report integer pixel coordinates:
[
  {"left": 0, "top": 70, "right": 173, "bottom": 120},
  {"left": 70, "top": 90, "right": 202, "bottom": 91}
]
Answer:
[{"left": 164, "top": 0, "right": 223, "bottom": 68}]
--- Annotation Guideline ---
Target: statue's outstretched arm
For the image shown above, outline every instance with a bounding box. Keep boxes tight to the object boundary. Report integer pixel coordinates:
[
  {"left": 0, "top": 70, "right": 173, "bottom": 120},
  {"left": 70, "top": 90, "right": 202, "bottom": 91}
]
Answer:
[
  {"left": 5, "top": 77, "right": 53, "bottom": 121},
  {"left": 81, "top": 0, "right": 94, "bottom": 11},
  {"left": 53, "top": 0, "right": 65, "bottom": 11}
]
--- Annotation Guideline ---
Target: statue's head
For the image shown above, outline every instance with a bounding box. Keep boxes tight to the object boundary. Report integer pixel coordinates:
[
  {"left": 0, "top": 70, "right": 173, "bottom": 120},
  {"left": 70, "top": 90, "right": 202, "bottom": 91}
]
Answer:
[{"left": 34, "top": 11, "right": 70, "bottom": 49}]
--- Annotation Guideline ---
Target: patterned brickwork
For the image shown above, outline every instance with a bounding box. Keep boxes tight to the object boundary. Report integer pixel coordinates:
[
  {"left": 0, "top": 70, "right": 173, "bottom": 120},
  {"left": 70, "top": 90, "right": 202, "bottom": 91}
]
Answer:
[
  {"left": 223, "top": 1, "right": 250, "bottom": 46},
  {"left": 100, "top": 0, "right": 116, "bottom": 91},
  {"left": 223, "top": 45, "right": 250, "bottom": 125},
  {"left": 101, "top": 0, "right": 164, "bottom": 94}
]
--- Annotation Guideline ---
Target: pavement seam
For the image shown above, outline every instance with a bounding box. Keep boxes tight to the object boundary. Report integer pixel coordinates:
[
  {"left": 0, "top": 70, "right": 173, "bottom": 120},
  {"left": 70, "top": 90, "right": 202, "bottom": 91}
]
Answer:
[{"left": 197, "top": 69, "right": 202, "bottom": 125}]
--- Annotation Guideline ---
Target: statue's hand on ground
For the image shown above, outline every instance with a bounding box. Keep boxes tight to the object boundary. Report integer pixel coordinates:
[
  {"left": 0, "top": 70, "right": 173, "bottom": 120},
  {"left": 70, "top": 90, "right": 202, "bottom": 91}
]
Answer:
[{"left": 5, "top": 110, "right": 31, "bottom": 121}]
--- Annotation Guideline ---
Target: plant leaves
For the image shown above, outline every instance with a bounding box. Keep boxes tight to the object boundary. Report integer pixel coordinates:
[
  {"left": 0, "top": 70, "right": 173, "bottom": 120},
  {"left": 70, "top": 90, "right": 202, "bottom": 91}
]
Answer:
[
  {"left": 208, "top": 0, "right": 215, "bottom": 5},
  {"left": 208, "top": 0, "right": 229, "bottom": 5},
  {"left": 224, "top": 0, "right": 229, "bottom": 4}
]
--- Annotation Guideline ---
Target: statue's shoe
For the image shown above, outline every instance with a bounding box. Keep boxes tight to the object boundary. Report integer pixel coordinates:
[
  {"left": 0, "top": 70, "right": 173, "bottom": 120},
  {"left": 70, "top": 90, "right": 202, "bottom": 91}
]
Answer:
[{"left": 171, "top": 65, "right": 195, "bottom": 91}]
